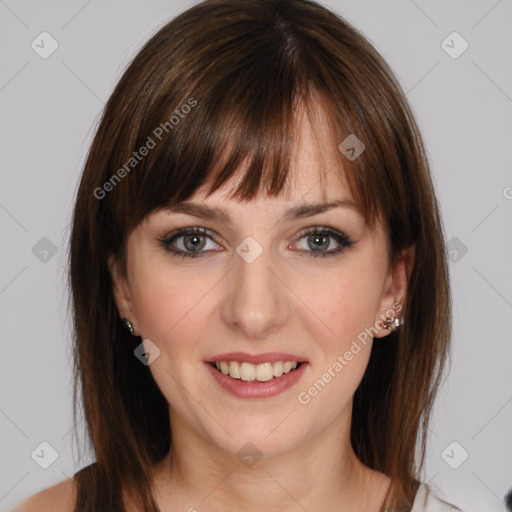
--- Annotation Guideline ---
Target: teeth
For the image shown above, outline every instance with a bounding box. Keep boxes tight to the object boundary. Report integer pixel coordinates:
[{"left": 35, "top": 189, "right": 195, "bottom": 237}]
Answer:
[
  {"left": 240, "top": 362, "right": 256, "bottom": 381},
  {"left": 255, "top": 362, "right": 273, "bottom": 382},
  {"left": 229, "top": 361, "right": 241, "bottom": 379},
  {"left": 273, "top": 361, "right": 284, "bottom": 377},
  {"left": 213, "top": 360, "right": 300, "bottom": 381}
]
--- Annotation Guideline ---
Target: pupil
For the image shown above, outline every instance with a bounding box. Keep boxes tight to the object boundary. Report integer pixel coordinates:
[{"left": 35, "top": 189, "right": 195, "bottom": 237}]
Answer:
[
  {"left": 185, "top": 234, "right": 204, "bottom": 251},
  {"left": 310, "top": 234, "right": 328, "bottom": 251}
]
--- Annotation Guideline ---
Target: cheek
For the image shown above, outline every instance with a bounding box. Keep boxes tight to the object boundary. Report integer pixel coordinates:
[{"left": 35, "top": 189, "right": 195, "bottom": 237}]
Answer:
[
  {"left": 129, "top": 258, "right": 220, "bottom": 346},
  {"left": 296, "top": 256, "right": 386, "bottom": 354},
  {"left": 292, "top": 260, "right": 386, "bottom": 412}
]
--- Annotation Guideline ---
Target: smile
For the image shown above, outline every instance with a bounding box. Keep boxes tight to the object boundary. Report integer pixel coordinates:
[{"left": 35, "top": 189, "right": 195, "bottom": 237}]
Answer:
[
  {"left": 205, "top": 360, "right": 308, "bottom": 399},
  {"left": 210, "top": 360, "right": 302, "bottom": 381}
]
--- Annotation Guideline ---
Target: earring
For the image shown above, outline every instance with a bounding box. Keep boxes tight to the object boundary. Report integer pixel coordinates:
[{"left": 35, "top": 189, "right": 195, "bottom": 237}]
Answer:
[
  {"left": 122, "top": 318, "right": 135, "bottom": 336},
  {"left": 383, "top": 316, "right": 403, "bottom": 331}
]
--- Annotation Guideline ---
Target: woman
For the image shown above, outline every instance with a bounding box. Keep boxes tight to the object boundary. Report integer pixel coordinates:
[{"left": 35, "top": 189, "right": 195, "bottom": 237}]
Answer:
[{"left": 16, "top": 0, "right": 463, "bottom": 510}]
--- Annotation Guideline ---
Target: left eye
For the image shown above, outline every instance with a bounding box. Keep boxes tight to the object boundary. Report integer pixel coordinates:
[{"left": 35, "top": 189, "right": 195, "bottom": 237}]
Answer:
[
  {"left": 293, "top": 226, "right": 355, "bottom": 258},
  {"left": 158, "top": 226, "right": 355, "bottom": 260}
]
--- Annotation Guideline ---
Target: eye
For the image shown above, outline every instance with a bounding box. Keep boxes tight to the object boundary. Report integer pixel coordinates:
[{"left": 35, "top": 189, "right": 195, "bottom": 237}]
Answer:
[
  {"left": 157, "top": 227, "right": 221, "bottom": 259},
  {"left": 157, "top": 226, "right": 355, "bottom": 260},
  {"left": 292, "top": 226, "right": 355, "bottom": 258}
]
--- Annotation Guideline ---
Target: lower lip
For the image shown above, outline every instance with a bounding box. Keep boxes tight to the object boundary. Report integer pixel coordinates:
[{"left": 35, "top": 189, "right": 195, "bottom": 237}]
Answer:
[{"left": 205, "top": 362, "right": 308, "bottom": 399}]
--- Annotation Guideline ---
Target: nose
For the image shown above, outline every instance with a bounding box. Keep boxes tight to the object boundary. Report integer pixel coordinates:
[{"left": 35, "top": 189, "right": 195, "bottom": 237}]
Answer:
[{"left": 222, "top": 242, "right": 290, "bottom": 339}]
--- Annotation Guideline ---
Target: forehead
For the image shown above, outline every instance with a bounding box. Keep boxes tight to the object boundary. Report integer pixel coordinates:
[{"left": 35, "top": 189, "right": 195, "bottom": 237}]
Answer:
[{"left": 197, "top": 100, "right": 351, "bottom": 207}]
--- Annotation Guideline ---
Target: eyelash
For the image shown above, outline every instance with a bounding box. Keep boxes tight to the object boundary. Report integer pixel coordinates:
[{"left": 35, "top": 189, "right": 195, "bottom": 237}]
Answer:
[{"left": 157, "top": 226, "right": 355, "bottom": 260}]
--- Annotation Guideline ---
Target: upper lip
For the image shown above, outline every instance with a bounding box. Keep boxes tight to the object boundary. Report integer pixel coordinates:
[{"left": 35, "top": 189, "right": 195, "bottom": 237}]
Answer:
[{"left": 205, "top": 352, "right": 309, "bottom": 365}]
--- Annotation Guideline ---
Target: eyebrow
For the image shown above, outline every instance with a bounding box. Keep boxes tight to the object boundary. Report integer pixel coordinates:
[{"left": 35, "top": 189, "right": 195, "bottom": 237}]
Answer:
[{"left": 164, "top": 199, "right": 357, "bottom": 224}]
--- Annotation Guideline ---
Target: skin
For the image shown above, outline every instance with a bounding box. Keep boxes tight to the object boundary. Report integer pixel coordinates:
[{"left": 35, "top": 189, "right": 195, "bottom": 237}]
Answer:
[{"left": 17, "top": 103, "right": 413, "bottom": 512}]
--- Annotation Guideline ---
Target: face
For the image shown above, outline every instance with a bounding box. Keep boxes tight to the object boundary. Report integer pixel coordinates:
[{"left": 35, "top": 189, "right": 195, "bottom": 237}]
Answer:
[{"left": 109, "top": 107, "right": 413, "bottom": 461}]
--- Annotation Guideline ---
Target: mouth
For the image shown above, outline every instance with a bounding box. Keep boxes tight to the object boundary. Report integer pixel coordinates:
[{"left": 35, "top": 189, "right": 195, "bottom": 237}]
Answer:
[
  {"left": 207, "top": 360, "right": 306, "bottom": 382},
  {"left": 205, "top": 359, "right": 309, "bottom": 399}
]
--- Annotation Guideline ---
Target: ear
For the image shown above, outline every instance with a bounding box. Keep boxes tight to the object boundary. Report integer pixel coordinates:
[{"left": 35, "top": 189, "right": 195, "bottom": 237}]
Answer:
[
  {"left": 373, "top": 245, "right": 415, "bottom": 339},
  {"left": 108, "top": 254, "right": 140, "bottom": 335}
]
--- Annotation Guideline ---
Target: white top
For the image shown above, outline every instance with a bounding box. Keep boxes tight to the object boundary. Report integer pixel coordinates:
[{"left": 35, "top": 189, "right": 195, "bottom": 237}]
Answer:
[{"left": 411, "top": 483, "right": 464, "bottom": 511}]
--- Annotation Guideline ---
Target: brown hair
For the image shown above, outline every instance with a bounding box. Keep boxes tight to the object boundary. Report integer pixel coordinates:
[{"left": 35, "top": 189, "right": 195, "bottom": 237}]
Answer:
[{"left": 68, "top": 0, "right": 451, "bottom": 510}]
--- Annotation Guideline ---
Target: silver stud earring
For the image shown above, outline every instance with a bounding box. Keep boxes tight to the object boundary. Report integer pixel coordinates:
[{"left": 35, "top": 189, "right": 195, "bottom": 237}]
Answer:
[
  {"left": 383, "top": 316, "right": 403, "bottom": 331},
  {"left": 122, "top": 318, "right": 135, "bottom": 336}
]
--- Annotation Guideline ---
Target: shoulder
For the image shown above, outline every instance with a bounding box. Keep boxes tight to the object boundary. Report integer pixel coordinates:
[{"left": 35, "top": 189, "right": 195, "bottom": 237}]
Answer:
[
  {"left": 13, "top": 477, "right": 76, "bottom": 512},
  {"left": 412, "top": 483, "right": 465, "bottom": 512}
]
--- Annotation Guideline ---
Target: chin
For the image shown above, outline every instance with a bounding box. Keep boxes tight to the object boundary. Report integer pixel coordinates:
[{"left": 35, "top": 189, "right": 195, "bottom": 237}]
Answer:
[{"left": 207, "top": 416, "right": 307, "bottom": 461}]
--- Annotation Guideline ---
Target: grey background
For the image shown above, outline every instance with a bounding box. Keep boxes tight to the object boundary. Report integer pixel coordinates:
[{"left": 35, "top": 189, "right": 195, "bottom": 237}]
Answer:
[{"left": 1, "top": 1, "right": 511, "bottom": 511}]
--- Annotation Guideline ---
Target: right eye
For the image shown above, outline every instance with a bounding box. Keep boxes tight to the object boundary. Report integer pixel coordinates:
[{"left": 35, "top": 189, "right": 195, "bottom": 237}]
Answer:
[{"left": 157, "top": 227, "right": 221, "bottom": 259}]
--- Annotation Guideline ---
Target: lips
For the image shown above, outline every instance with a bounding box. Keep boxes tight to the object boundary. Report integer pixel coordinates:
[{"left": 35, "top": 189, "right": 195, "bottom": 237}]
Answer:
[
  {"left": 205, "top": 352, "right": 309, "bottom": 365},
  {"left": 205, "top": 359, "right": 309, "bottom": 399}
]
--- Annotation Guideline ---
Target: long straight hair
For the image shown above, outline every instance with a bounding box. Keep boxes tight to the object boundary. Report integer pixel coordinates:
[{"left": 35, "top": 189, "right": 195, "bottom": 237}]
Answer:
[{"left": 68, "top": 0, "right": 452, "bottom": 510}]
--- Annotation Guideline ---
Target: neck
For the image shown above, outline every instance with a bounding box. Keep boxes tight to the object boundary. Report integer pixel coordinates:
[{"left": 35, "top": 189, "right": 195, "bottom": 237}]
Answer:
[{"left": 149, "top": 410, "right": 391, "bottom": 512}]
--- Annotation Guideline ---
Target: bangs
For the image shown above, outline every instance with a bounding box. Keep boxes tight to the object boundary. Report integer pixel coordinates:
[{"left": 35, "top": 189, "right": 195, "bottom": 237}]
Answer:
[
  {"left": 124, "top": 82, "right": 379, "bottom": 236},
  {"left": 107, "top": 17, "right": 382, "bottom": 240}
]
